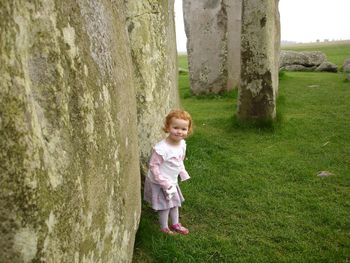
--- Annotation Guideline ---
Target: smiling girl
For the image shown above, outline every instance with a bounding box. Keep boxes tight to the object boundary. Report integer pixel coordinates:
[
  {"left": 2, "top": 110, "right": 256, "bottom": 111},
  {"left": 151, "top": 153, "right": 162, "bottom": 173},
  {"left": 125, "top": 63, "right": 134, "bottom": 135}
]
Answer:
[{"left": 144, "top": 109, "right": 193, "bottom": 235}]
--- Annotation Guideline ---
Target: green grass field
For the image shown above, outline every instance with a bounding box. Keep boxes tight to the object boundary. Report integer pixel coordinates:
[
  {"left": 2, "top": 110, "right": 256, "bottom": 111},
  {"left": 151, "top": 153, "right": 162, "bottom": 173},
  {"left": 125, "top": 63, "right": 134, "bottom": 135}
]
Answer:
[{"left": 133, "top": 42, "right": 350, "bottom": 262}]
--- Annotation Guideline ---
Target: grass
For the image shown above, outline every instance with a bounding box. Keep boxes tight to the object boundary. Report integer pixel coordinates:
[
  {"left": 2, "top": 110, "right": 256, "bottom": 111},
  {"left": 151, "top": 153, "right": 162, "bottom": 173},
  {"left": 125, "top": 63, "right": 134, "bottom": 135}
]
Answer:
[{"left": 133, "top": 42, "right": 350, "bottom": 262}]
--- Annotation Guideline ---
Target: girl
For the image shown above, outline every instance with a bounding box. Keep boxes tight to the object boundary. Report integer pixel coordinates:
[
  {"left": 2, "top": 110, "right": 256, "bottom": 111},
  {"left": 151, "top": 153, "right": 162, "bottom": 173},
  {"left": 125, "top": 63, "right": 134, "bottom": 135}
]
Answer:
[{"left": 144, "top": 109, "right": 193, "bottom": 235}]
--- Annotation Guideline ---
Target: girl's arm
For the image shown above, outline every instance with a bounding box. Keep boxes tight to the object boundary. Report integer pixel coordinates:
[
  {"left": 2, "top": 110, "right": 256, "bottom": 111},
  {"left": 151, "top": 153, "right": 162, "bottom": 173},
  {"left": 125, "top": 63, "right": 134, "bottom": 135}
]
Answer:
[
  {"left": 179, "top": 155, "right": 190, "bottom": 181},
  {"left": 149, "top": 151, "right": 172, "bottom": 189}
]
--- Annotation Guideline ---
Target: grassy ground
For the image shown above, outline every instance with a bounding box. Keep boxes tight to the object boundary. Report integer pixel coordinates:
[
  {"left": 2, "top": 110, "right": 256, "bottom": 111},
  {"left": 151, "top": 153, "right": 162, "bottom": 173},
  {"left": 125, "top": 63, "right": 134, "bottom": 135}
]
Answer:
[{"left": 133, "top": 43, "right": 350, "bottom": 262}]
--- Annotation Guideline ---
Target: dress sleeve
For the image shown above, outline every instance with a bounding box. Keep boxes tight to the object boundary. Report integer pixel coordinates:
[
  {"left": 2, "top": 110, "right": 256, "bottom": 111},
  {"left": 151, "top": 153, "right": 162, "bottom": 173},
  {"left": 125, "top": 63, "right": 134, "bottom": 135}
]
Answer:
[
  {"left": 179, "top": 147, "right": 190, "bottom": 181},
  {"left": 179, "top": 169, "right": 190, "bottom": 181},
  {"left": 149, "top": 150, "right": 172, "bottom": 189}
]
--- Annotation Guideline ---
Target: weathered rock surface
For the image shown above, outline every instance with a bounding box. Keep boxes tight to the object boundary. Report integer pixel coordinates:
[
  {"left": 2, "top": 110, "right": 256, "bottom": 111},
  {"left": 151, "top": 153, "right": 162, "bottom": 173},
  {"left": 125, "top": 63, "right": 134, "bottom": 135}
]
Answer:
[
  {"left": 283, "top": 65, "right": 317, "bottom": 72},
  {"left": 279, "top": 50, "right": 339, "bottom": 72},
  {"left": 183, "top": 0, "right": 227, "bottom": 94},
  {"left": 279, "top": 50, "right": 338, "bottom": 72},
  {"left": 1, "top": 1, "right": 140, "bottom": 262},
  {"left": 316, "top": 61, "right": 338, "bottom": 72},
  {"left": 280, "top": 50, "right": 326, "bottom": 68},
  {"left": 342, "top": 58, "right": 350, "bottom": 72},
  {"left": 226, "top": 0, "right": 242, "bottom": 90},
  {"left": 183, "top": 0, "right": 242, "bottom": 94},
  {"left": 126, "top": 0, "right": 180, "bottom": 173},
  {"left": 237, "top": 0, "right": 280, "bottom": 120}
]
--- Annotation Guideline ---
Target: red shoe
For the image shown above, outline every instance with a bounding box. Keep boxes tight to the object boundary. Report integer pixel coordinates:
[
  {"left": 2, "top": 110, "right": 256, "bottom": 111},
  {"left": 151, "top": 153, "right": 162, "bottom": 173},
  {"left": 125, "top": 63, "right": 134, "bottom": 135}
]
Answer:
[
  {"left": 170, "top": 223, "right": 189, "bottom": 235},
  {"left": 160, "top": 227, "right": 176, "bottom": 235}
]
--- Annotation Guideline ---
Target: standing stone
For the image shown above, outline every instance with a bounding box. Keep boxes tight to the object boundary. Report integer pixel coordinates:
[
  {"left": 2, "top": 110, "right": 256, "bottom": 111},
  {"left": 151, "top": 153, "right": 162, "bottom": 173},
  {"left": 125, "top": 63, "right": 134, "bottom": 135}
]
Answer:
[
  {"left": 226, "top": 0, "right": 242, "bottom": 90},
  {"left": 126, "top": 0, "right": 180, "bottom": 173},
  {"left": 183, "top": 0, "right": 242, "bottom": 94},
  {"left": 237, "top": 0, "right": 280, "bottom": 121},
  {"left": 0, "top": 1, "right": 140, "bottom": 262},
  {"left": 183, "top": 0, "right": 227, "bottom": 94}
]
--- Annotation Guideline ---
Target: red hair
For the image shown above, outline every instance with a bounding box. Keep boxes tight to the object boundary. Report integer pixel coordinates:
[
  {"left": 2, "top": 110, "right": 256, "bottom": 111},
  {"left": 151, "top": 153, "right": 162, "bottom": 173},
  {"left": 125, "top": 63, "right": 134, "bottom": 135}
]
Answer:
[{"left": 162, "top": 109, "right": 193, "bottom": 135}]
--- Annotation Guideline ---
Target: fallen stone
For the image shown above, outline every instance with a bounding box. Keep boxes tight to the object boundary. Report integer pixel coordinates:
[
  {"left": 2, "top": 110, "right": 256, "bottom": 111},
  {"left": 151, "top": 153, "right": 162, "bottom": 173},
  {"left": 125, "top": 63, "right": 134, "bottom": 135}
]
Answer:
[
  {"left": 179, "top": 67, "right": 189, "bottom": 74},
  {"left": 280, "top": 50, "right": 326, "bottom": 68},
  {"left": 281, "top": 64, "right": 317, "bottom": 72},
  {"left": 315, "top": 61, "right": 338, "bottom": 72},
  {"left": 343, "top": 58, "right": 350, "bottom": 72}
]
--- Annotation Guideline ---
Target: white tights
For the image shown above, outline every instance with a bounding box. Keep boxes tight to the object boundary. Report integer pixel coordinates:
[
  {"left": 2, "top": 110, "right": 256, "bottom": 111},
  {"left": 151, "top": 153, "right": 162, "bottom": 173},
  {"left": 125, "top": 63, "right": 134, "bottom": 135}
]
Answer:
[{"left": 158, "top": 206, "right": 179, "bottom": 229}]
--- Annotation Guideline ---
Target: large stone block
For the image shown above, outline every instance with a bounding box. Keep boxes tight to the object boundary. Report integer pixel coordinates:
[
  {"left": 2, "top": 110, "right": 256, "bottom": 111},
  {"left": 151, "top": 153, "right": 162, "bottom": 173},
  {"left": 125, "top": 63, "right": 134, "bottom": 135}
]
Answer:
[
  {"left": 183, "top": 0, "right": 226, "bottom": 94},
  {"left": 280, "top": 50, "right": 326, "bottom": 68},
  {"left": 343, "top": 58, "right": 350, "bottom": 72},
  {"left": 183, "top": 0, "right": 242, "bottom": 94},
  {"left": 237, "top": 0, "right": 280, "bottom": 120},
  {"left": 0, "top": 1, "right": 140, "bottom": 262},
  {"left": 226, "top": 0, "right": 242, "bottom": 90},
  {"left": 125, "top": 0, "right": 180, "bottom": 173}
]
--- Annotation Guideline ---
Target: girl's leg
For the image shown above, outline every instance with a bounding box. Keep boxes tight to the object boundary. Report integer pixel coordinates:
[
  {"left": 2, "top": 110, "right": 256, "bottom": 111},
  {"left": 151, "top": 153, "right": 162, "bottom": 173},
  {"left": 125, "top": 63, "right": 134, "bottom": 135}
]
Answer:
[
  {"left": 158, "top": 209, "right": 170, "bottom": 229},
  {"left": 169, "top": 206, "right": 189, "bottom": 235},
  {"left": 169, "top": 206, "right": 179, "bottom": 225}
]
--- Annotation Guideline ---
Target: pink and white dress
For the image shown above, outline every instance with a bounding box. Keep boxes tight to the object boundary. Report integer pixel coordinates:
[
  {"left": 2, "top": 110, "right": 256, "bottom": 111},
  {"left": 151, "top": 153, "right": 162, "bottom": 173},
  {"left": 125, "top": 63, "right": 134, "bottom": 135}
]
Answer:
[{"left": 144, "top": 139, "right": 190, "bottom": 211}]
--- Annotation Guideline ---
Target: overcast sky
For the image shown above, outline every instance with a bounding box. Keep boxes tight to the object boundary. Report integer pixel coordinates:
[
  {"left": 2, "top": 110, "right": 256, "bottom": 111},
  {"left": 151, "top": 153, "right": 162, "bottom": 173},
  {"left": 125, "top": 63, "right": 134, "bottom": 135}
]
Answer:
[{"left": 174, "top": 0, "right": 350, "bottom": 52}]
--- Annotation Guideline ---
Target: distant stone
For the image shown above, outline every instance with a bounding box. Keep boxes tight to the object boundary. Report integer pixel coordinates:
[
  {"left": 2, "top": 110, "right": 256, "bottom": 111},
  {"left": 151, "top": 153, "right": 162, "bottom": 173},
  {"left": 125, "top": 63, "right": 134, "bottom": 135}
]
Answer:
[
  {"left": 317, "top": 171, "right": 334, "bottom": 177},
  {"left": 179, "top": 67, "right": 189, "bottom": 74},
  {"left": 183, "top": 0, "right": 228, "bottom": 94},
  {"left": 315, "top": 61, "right": 338, "bottom": 72},
  {"left": 346, "top": 74, "right": 350, "bottom": 81},
  {"left": 279, "top": 50, "right": 339, "bottom": 72},
  {"left": 280, "top": 50, "right": 326, "bottom": 68},
  {"left": 281, "top": 64, "right": 316, "bottom": 72},
  {"left": 342, "top": 58, "right": 350, "bottom": 73},
  {"left": 307, "top": 85, "right": 320, "bottom": 88},
  {"left": 183, "top": 0, "right": 242, "bottom": 94}
]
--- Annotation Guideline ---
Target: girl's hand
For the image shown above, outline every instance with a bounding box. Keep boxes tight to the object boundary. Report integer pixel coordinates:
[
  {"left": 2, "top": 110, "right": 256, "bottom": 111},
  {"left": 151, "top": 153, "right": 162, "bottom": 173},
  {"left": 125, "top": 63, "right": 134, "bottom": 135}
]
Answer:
[{"left": 165, "top": 185, "right": 177, "bottom": 200}]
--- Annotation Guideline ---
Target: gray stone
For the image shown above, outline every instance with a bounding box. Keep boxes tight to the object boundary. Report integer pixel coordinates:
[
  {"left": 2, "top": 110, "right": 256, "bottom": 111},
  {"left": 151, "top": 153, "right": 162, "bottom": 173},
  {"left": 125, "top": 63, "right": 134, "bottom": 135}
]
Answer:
[
  {"left": 0, "top": 1, "right": 140, "bottom": 262},
  {"left": 179, "top": 67, "right": 189, "bottom": 74},
  {"left": 279, "top": 50, "right": 339, "bottom": 72},
  {"left": 342, "top": 58, "right": 350, "bottom": 72},
  {"left": 183, "top": 0, "right": 227, "bottom": 94},
  {"left": 315, "top": 61, "right": 338, "bottom": 72},
  {"left": 237, "top": 0, "right": 280, "bottom": 121},
  {"left": 280, "top": 50, "right": 326, "bottom": 68},
  {"left": 281, "top": 65, "right": 317, "bottom": 72},
  {"left": 183, "top": 0, "right": 242, "bottom": 94},
  {"left": 226, "top": 0, "right": 243, "bottom": 90},
  {"left": 125, "top": 0, "right": 180, "bottom": 174}
]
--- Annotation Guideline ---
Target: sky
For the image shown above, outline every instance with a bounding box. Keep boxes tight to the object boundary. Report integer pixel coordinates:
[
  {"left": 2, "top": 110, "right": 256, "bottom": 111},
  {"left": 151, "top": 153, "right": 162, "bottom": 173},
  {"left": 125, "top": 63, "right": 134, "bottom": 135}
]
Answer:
[{"left": 174, "top": 0, "right": 350, "bottom": 52}]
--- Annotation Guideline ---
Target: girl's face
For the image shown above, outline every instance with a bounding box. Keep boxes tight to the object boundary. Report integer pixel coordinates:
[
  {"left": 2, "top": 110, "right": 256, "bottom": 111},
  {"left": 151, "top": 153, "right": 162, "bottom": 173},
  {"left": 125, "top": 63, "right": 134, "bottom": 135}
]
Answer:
[{"left": 166, "top": 117, "right": 189, "bottom": 144}]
